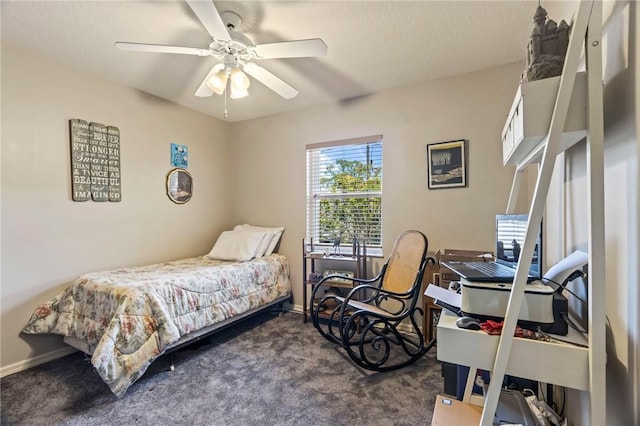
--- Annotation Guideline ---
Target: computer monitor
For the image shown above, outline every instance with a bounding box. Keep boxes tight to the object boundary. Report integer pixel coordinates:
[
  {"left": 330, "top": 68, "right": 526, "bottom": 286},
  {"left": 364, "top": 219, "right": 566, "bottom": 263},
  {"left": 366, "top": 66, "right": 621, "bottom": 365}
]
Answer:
[{"left": 495, "top": 214, "right": 543, "bottom": 280}]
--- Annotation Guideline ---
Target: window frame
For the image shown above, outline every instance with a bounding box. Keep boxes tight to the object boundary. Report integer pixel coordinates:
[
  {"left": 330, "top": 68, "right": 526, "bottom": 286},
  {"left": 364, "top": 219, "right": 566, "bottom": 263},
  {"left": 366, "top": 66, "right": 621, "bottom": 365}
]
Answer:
[{"left": 306, "top": 135, "right": 383, "bottom": 256}]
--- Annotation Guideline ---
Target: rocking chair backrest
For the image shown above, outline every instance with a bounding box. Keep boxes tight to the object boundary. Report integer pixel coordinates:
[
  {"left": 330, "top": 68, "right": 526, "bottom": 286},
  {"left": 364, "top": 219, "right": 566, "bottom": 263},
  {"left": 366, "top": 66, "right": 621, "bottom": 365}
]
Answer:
[{"left": 381, "top": 230, "right": 428, "bottom": 294}]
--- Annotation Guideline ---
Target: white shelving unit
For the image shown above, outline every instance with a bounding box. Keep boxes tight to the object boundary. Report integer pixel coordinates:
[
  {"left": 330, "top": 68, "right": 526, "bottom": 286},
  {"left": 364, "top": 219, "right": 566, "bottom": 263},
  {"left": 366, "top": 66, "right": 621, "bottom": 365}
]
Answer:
[
  {"left": 438, "top": 310, "right": 591, "bottom": 391},
  {"left": 436, "top": 1, "right": 605, "bottom": 424}
]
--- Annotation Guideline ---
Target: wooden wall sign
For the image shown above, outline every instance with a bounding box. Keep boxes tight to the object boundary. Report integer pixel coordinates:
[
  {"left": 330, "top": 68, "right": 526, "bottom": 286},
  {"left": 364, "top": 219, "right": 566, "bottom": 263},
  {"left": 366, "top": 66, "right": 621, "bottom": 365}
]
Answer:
[
  {"left": 89, "top": 122, "right": 109, "bottom": 202},
  {"left": 107, "top": 126, "right": 121, "bottom": 202},
  {"left": 70, "top": 119, "right": 121, "bottom": 202},
  {"left": 70, "top": 119, "right": 91, "bottom": 201}
]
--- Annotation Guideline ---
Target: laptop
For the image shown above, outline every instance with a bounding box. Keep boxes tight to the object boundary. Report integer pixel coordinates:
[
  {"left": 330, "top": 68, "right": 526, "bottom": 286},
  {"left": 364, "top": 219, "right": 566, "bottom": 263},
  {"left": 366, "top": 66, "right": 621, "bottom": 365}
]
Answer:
[{"left": 443, "top": 214, "right": 543, "bottom": 283}]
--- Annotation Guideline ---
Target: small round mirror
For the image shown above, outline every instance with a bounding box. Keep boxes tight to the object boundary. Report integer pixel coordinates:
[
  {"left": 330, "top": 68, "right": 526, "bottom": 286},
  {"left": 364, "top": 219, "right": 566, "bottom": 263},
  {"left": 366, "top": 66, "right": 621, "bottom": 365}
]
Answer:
[{"left": 166, "top": 168, "right": 192, "bottom": 204}]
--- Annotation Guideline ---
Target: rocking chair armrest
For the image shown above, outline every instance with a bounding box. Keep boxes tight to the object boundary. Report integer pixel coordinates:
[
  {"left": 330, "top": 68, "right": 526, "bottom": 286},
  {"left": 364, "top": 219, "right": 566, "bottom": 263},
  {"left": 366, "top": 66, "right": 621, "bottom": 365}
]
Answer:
[
  {"left": 339, "top": 285, "right": 409, "bottom": 320},
  {"left": 342, "top": 283, "right": 401, "bottom": 305},
  {"left": 346, "top": 285, "right": 412, "bottom": 302}
]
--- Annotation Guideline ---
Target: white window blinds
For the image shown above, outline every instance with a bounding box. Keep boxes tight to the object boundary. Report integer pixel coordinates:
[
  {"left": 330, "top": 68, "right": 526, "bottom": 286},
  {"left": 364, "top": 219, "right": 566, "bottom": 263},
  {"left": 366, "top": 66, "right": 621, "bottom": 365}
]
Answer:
[{"left": 306, "top": 135, "right": 383, "bottom": 250}]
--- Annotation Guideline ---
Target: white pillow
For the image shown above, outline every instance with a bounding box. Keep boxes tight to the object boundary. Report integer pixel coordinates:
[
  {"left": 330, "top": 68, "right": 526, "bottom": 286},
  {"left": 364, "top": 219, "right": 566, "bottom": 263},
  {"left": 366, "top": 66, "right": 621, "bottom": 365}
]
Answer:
[
  {"left": 240, "top": 225, "right": 276, "bottom": 259},
  {"left": 236, "top": 224, "right": 284, "bottom": 255},
  {"left": 255, "top": 233, "right": 276, "bottom": 258},
  {"left": 206, "top": 230, "right": 268, "bottom": 262}
]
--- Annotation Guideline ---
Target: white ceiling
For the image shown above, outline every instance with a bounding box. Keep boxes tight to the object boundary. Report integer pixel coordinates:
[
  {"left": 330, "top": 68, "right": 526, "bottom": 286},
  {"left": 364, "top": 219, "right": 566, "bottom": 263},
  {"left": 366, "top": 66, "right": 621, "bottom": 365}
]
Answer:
[{"left": 1, "top": 1, "right": 571, "bottom": 123}]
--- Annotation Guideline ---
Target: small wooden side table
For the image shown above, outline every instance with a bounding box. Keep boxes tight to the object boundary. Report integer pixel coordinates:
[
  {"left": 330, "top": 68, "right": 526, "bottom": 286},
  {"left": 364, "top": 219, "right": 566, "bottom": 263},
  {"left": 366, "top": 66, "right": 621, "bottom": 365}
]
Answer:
[{"left": 425, "top": 303, "right": 442, "bottom": 343}]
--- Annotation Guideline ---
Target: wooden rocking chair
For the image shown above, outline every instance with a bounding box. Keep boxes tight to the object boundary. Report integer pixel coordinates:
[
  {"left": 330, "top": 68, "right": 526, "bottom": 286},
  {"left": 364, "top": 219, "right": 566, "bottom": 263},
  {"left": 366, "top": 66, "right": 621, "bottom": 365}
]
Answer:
[{"left": 310, "top": 230, "right": 436, "bottom": 371}]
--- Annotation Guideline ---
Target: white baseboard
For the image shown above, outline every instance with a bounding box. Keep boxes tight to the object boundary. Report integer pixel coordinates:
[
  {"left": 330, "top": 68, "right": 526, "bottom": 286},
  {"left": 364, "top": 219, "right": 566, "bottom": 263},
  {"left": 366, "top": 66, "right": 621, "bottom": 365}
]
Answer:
[
  {"left": 288, "top": 304, "right": 304, "bottom": 314},
  {"left": 0, "top": 346, "right": 77, "bottom": 378}
]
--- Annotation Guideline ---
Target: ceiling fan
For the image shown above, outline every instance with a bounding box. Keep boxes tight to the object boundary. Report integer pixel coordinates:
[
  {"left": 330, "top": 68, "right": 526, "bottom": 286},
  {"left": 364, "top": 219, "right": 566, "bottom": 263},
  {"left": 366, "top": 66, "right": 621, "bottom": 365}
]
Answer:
[{"left": 115, "top": 0, "right": 327, "bottom": 102}]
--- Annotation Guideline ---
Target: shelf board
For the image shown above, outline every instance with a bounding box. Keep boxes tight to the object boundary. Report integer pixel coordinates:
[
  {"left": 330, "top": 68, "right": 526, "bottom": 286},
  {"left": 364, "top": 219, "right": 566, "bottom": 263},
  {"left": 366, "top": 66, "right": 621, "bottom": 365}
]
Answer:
[
  {"left": 436, "top": 310, "right": 590, "bottom": 391},
  {"left": 305, "top": 280, "right": 356, "bottom": 289},
  {"left": 322, "top": 279, "right": 357, "bottom": 288},
  {"left": 305, "top": 253, "right": 360, "bottom": 261},
  {"left": 311, "top": 304, "right": 355, "bottom": 318}
]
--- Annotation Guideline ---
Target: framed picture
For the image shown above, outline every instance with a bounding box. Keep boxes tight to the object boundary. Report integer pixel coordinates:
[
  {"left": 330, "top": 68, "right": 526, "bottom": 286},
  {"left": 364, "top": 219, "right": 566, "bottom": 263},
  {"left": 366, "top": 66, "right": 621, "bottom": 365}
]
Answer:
[
  {"left": 166, "top": 168, "right": 193, "bottom": 204},
  {"left": 170, "top": 143, "right": 188, "bottom": 168},
  {"left": 426, "top": 139, "right": 467, "bottom": 189}
]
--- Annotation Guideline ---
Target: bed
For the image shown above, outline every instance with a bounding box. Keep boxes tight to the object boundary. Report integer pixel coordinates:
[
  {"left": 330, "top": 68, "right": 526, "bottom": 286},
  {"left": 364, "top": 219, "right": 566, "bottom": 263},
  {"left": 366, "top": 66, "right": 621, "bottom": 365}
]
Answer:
[{"left": 22, "top": 247, "right": 291, "bottom": 397}]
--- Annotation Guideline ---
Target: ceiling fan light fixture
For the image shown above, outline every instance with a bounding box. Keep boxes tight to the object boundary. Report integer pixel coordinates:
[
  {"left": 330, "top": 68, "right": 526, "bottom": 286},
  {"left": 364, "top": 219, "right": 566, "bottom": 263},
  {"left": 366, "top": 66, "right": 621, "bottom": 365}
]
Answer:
[
  {"left": 119, "top": 1, "right": 327, "bottom": 106},
  {"left": 206, "top": 69, "right": 228, "bottom": 95},
  {"left": 230, "top": 87, "right": 249, "bottom": 99},
  {"left": 230, "top": 67, "right": 250, "bottom": 91}
]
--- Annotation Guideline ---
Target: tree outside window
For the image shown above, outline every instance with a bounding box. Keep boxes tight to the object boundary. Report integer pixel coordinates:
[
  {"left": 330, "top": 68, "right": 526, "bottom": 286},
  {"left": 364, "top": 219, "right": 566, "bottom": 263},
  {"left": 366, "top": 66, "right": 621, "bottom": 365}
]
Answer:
[{"left": 307, "top": 138, "right": 382, "bottom": 252}]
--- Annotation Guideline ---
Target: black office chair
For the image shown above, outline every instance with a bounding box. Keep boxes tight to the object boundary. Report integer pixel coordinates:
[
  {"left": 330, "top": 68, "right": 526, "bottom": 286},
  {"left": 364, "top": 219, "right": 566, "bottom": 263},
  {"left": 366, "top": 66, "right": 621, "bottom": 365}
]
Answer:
[{"left": 310, "top": 230, "right": 436, "bottom": 371}]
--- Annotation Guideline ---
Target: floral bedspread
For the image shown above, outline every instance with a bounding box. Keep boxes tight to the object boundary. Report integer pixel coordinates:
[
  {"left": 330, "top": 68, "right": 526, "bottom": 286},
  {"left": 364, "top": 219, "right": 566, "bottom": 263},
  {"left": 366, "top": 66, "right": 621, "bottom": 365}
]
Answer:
[{"left": 22, "top": 254, "right": 291, "bottom": 397}]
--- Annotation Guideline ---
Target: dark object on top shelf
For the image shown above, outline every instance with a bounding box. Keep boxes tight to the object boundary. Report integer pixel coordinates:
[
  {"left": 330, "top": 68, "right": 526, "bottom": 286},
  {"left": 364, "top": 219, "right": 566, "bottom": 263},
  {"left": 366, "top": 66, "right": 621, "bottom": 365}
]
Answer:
[{"left": 521, "top": 5, "right": 570, "bottom": 83}]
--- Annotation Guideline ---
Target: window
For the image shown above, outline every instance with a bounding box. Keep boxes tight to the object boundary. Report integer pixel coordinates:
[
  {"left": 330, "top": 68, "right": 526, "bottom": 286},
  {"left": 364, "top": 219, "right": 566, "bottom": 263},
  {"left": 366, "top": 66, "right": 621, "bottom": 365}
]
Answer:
[{"left": 306, "top": 135, "right": 383, "bottom": 254}]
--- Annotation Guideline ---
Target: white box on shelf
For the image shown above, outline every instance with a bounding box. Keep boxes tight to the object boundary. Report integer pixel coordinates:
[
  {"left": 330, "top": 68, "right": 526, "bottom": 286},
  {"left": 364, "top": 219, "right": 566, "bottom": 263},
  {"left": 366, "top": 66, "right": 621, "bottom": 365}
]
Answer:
[{"left": 502, "top": 72, "right": 587, "bottom": 166}]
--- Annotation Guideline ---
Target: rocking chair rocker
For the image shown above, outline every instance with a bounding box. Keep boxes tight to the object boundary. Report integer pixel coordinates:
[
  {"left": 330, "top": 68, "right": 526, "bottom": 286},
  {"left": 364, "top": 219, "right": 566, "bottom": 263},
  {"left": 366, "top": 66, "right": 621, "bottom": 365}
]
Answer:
[{"left": 310, "top": 230, "right": 436, "bottom": 371}]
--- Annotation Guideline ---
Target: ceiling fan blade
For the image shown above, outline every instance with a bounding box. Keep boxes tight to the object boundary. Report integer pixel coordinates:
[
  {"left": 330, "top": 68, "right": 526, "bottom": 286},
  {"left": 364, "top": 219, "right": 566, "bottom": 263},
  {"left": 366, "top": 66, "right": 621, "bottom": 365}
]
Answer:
[
  {"left": 243, "top": 62, "right": 298, "bottom": 99},
  {"left": 254, "top": 39, "right": 327, "bottom": 59},
  {"left": 186, "top": 0, "right": 231, "bottom": 43},
  {"left": 115, "top": 42, "right": 210, "bottom": 56},
  {"left": 195, "top": 64, "right": 225, "bottom": 97}
]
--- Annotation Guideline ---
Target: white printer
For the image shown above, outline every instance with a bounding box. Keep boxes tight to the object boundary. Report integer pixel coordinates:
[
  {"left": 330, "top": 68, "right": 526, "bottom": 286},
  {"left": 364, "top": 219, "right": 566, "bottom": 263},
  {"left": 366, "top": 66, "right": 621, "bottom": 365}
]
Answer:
[
  {"left": 460, "top": 279, "right": 555, "bottom": 325},
  {"left": 443, "top": 213, "right": 555, "bottom": 327},
  {"left": 457, "top": 250, "right": 590, "bottom": 332}
]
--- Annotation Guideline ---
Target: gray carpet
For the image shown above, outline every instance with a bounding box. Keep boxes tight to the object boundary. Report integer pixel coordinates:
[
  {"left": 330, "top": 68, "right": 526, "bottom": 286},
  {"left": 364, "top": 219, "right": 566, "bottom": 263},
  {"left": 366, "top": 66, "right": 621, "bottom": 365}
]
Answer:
[{"left": 1, "top": 311, "right": 444, "bottom": 425}]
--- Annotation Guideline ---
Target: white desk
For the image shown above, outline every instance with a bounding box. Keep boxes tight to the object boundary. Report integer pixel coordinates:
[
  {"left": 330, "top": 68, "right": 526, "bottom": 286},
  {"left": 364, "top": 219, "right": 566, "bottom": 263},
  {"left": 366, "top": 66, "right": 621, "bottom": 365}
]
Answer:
[{"left": 436, "top": 309, "right": 590, "bottom": 391}]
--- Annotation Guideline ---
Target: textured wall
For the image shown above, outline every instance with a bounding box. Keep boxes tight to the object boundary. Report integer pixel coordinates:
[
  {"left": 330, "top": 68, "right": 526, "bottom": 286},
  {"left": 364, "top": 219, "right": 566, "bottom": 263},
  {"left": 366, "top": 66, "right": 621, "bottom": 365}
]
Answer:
[
  {"left": 227, "top": 62, "right": 530, "bottom": 310},
  {"left": 1, "top": 42, "right": 233, "bottom": 371}
]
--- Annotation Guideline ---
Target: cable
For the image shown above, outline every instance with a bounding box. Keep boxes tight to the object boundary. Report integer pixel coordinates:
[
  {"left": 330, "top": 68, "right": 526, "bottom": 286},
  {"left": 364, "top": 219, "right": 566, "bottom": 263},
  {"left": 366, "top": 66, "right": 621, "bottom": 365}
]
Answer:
[
  {"left": 542, "top": 276, "right": 588, "bottom": 306},
  {"left": 561, "top": 312, "right": 588, "bottom": 335},
  {"left": 547, "top": 383, "right": 557, "bottom": 412},
  {"left": 549, "top": 335, "right": 589, "bottom": 348}
]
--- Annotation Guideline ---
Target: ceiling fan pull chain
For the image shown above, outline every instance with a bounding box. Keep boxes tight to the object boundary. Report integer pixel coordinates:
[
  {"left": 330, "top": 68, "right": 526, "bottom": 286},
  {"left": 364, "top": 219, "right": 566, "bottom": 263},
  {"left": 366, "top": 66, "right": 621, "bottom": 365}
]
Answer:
[{"left": 224, "top": 85, "right": 228, "bottom": 119}]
